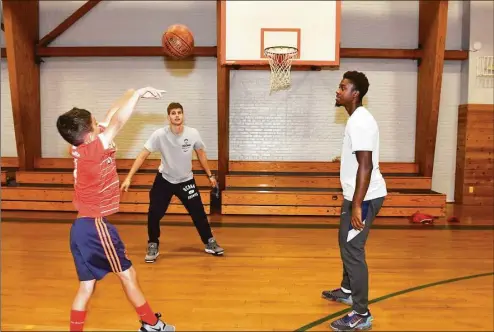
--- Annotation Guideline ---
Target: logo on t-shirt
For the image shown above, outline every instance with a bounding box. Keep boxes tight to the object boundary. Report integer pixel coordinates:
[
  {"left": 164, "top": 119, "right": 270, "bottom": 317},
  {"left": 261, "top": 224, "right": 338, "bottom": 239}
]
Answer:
[{"left": 181, "top": 138, "right": 192, "bottom": 152}]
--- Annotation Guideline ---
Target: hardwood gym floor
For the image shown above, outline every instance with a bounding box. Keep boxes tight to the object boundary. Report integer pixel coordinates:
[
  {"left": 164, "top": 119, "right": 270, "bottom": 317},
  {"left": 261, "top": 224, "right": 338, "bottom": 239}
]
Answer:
[{"left": 1, "top": 206, "right": 493, "bottom": 331}]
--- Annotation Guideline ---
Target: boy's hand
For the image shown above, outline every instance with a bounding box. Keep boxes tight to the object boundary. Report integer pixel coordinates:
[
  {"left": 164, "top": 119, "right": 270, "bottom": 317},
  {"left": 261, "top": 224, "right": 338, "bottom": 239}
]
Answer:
[{"left": 137, "top": 87, "right": 166, "bottom": 99}]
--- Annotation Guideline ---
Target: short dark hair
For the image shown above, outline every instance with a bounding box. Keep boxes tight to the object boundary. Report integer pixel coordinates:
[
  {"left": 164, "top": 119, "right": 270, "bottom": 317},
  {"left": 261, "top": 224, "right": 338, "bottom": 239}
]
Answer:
[
  {"left": 56, "top": 107, "right": 93, "bottom": 146},
  {"left": 167, "top": 102, "right": 183, "bottom": 115},
  {"left": 343, "top": 71, "right": 369, "bottom": 102}
]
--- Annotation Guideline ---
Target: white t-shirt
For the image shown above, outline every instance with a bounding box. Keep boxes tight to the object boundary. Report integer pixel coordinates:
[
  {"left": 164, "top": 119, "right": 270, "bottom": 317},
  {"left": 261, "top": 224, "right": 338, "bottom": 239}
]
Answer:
[
  {"left": 144, "top": 125, "right": 205, "bottom": 184},
  {"left": 340, "top": 106, "right": 387, "bottom": 201}
]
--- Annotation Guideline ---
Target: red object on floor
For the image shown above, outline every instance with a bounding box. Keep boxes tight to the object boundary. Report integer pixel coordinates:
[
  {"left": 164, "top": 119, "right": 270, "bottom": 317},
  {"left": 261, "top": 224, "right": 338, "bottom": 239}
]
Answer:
[
  {"left": 409, "top": 212, "right": 434, "bottom": 224},
  {"left": 447, "top": 216, "right": 460, "bottom": 222}
]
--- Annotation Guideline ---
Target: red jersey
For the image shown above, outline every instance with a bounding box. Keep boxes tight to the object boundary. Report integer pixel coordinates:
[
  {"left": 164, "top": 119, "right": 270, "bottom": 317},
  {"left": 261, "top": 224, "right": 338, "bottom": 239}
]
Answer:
[{"left": 70, "top": 126, "right": 120, "bottom": 217}]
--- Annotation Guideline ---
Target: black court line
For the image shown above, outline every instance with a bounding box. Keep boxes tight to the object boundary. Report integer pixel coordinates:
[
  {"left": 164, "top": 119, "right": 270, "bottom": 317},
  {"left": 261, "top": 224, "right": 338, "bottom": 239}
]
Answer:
[
  {"left": 294, "top": 271, "right": 494, "bottom": 331},
  {"left": 1, "top": 218, "right": 493, "bottom": 230}
]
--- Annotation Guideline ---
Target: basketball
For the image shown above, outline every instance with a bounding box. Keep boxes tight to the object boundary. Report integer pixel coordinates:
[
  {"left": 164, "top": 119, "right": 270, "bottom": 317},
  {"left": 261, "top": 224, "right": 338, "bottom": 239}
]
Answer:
[{"left": 162, "top": 24, "right": 194, "bottom": 59}]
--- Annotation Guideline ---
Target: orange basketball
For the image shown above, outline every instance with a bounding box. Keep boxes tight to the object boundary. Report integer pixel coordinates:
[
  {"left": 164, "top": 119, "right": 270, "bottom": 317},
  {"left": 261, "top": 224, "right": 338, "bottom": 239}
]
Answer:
[{"left": 162, "top": 24, "right": 194, "bottom": 59}]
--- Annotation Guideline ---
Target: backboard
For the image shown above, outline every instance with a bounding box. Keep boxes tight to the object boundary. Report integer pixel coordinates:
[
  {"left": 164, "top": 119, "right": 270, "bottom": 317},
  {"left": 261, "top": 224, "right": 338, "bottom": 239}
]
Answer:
[{"left": 219, "top": 1, "right": 341, "bottom": 67}]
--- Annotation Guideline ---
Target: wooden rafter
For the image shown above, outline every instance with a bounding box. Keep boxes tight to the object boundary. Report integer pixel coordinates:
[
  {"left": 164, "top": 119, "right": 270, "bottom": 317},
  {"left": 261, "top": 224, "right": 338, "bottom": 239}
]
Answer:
[
  {"left": 37, "top": 0, "right": 101, "bottom": 47},
  {"left": 415, "top": 0, "right": 449, "bottom": 177},
  {"left": 3, "top": 0, "right": 41, "bottom": 171}
]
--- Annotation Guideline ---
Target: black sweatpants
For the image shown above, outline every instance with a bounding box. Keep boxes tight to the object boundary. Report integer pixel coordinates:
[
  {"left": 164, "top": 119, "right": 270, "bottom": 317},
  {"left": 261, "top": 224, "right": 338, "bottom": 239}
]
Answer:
[
  {"left": 338, "top": 196, "right": 385, "bottom": 314},
  {"left": 147, "top": 173, "right": 213, "bottom": 245}
]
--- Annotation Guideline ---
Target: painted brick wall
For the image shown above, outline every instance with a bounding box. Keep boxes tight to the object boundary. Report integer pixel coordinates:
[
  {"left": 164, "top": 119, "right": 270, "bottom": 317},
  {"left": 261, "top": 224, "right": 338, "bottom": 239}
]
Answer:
[
  {"left": 39, "top": 57, "right": 218, "bottom": 159},
  {"left": 229, "top": 59, "right": 418, "bottom": 162},
  {"left": 1, "top": 60, "right": 16, "bottom": 157}
]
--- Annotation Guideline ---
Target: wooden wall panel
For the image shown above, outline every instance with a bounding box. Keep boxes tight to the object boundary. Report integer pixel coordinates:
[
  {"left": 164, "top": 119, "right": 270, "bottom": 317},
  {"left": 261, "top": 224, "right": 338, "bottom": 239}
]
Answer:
[{"left": 455, "top": 104, "right": 494, "bottom": 206}]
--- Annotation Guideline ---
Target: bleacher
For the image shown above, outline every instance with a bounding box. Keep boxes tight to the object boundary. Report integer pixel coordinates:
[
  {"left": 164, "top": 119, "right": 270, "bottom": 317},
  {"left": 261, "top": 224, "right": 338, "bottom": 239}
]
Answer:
[
  {"left": 221, "top": 161, "right": 446, "bottom": 217},
  {"left": 1, "top": 158, "right": 215, "bottom": 215},
  {"left": 1, "top": 157, "right": 446, "bottom": 218}
]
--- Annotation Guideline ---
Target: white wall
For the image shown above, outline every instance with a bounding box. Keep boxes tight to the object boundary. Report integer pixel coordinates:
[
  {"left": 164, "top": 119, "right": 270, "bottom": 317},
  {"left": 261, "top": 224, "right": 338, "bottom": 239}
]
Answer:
[
  {"left": 466, "top": 1, "right": 494, "bottom": 104},
  {"left": 0, "top": 1, "right": 467, "bottom": 202}
]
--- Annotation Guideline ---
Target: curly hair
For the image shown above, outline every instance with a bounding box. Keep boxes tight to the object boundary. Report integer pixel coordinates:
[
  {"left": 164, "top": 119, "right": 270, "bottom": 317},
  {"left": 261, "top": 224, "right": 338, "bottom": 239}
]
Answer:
[{"left": 343, "top": 71, "right": 369, "bottom": 103}]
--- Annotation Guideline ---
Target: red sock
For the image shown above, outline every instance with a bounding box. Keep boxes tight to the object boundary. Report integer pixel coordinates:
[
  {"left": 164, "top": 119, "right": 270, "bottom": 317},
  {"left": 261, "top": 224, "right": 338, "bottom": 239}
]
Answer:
[
  {"left": 136, "top": 302, "right": 158, "bottom": 325},
  {"left": 70, "top": 310, "right": 86, "bottom": 331}
]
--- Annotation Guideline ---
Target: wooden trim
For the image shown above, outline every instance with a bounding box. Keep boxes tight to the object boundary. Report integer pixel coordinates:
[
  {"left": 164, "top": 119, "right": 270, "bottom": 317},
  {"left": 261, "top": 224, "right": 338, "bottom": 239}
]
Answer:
[
  {"left": 221, "top": 205, "right": 444, "bottom": 217},
  {"left": 0, "top": 157, "right": 19, "bottom": 168},
  {"left": 0, "top": 46, "right": 471, "bottom": 62},
  {"left": 216, "top": 0, "right": 230, "bottom": 192},
  {"left": 3, "top": 0, "right": 41, "bottom": 171},
  {"left": 33, "top": 157, "right": 218, "bottom": 171},
  {"left": 228, "top": 161, "right": 419, "bottom": 174},
  {"left": 225, "top": 174, "right": 432, "bottom": 190},
  {"left": 37, "top": 0, "right": 102, "bottom": 47},
  {"left": 415, "top": 1, "right": 449, "bottom": 177},
  {"left": 222, "top": 191, "right": 445, "bottom": 207},
  {"left": 0, "top": 48, "right": 6, "bottom": 58},
  {"left": 15, "top": 171, "right": 214, "bottom": 187},
  {"left": 1, "top": 201, "right": 210, "bottom": 214},
  {"left": 1, "top": 157, "right": 218, "bottom": 170},
  {"left": 36, "top": 46, "right": 217, "bottom": 57},
  {"left": 1, "top": 187, "right": 211, "bottom": 205}
]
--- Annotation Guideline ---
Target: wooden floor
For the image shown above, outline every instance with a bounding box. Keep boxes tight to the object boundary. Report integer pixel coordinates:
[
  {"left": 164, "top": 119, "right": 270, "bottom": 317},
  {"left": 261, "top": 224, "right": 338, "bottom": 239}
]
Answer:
[{"left": 1, "top": 206, "right": 493, "bottom": 331}]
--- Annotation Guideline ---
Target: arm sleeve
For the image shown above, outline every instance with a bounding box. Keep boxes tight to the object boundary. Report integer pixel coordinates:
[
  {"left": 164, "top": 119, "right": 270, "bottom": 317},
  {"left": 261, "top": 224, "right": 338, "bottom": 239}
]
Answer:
[
  {"left": 144, "top": 131, "right": 159, "bottom": 152},
  {"left": 348, "top": 122, "right": 377, "bottom": 152},
  {"left": 193, "top": 129, "right": 206, "bottom": 150}
]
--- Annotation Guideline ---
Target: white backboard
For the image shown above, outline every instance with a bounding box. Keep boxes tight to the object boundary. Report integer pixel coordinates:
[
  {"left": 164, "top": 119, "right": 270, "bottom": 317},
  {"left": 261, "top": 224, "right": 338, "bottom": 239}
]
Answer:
[{"left": 219, "top": 0, "right": 341, "bottom": 66}]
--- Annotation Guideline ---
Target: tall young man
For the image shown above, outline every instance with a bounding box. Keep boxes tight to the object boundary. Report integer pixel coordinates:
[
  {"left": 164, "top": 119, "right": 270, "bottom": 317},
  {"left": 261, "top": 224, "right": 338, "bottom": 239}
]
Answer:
[
  {"left": 56, "top": 87, "right": 175, "bottom": 331},
  {"left": 322, "top": 71, "right": 387, "bottom": 331},
  {"left": 121, "top": 102, "right": 224, "bottom": 263}
]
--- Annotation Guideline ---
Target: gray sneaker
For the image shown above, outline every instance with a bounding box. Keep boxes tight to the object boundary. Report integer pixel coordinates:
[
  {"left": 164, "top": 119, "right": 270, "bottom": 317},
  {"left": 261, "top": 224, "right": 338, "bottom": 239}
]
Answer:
[
  {"left": 145, "top": 242, "right": 159, "bottom": 263},
  {"left": 205, "top": 238, "right": 224, "bottom": 256},
  {"left": 322, "top": 288, "right": 353, "bottom": 306}
]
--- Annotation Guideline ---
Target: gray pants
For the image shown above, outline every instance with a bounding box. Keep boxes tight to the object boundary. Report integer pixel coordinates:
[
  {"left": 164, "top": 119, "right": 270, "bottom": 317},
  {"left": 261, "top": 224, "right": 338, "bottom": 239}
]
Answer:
[{"left": 338, "top": 196, "right": 385, "bottom": 314}]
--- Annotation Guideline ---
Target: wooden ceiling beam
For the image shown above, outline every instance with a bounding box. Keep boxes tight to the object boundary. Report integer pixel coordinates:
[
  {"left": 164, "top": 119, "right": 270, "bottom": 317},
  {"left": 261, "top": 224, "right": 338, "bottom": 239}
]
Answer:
[
  {"left": 415, "top": 0, "right": 449, "bottom": 177},
  {"left": 36, "top": 46, "right": 217, "bottom": 57},
  {"left": 31, "top": 46, "right": 467, "bottom": 60},
  {"left": 2, "top": 0, "right": 41, "bottom": 171},
  {"left": 37, "top": 0, "right": 102, "bottom": 47}
]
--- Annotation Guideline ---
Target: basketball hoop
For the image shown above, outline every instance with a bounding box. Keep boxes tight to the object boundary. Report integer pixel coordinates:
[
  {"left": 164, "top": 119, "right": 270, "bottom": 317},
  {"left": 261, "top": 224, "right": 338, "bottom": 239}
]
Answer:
[{"left": 264, "top": 46, "right": 298, "bottom": 93}]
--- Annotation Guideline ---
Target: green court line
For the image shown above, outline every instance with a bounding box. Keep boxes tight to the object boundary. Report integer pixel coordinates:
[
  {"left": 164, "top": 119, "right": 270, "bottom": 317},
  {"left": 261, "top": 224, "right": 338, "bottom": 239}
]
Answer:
[{"left": 295, "top": 271, "right": 494, "bottom": 331}]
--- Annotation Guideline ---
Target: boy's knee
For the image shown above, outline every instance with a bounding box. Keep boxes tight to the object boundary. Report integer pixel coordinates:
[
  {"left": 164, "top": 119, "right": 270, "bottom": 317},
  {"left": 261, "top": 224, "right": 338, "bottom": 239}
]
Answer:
[
  {"left": 116, "top": 266, "right": 136, "bottom": 283},
  {"left": 79, "top": 280, "right": 96, "bottom": 295}
]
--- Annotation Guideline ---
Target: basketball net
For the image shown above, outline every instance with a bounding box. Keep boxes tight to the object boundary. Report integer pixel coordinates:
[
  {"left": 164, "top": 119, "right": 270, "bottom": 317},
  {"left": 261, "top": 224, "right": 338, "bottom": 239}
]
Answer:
[{"left": 264, "top": 46, "right": 298, "bottom": 93}]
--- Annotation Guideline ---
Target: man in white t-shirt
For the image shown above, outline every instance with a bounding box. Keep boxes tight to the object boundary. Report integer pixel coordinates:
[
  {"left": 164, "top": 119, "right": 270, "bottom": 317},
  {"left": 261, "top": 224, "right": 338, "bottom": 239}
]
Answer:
[
  {"left": 121, "top": 102, "right": 224, "bottom": 263},
  {"left": 322, "top": 71, "right": 387, "bottom": 331}
]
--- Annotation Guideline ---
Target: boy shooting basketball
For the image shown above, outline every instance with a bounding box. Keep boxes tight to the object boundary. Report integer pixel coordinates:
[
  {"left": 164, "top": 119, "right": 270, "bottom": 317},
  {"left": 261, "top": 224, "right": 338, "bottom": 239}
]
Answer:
[
  {"left": 120, "top": 102, "right": 224, "bottom": 263},
  {"left": 322, "top": 71, "right": 387, "bottom": 331},
  {"left": 56, "top": 87, "right": 174, "bottom": 332}
]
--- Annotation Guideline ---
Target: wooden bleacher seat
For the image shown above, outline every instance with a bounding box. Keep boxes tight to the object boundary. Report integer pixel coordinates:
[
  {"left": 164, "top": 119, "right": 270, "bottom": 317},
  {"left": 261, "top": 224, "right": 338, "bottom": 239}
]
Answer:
[
  {"left": 221, "top": 161, "right": 446, "bottom": 217},
  {"left": 1, "top": 171, "right": 8, "bottom": 185},
  {"left": 1, "top": 158, "right": 215, "bottom": 215}
]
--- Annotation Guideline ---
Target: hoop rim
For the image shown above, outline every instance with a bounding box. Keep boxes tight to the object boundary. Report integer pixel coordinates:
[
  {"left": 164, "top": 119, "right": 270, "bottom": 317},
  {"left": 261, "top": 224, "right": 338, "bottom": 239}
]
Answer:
[{"left": 264, "top": 45, "right": 298, "bottom": 55}]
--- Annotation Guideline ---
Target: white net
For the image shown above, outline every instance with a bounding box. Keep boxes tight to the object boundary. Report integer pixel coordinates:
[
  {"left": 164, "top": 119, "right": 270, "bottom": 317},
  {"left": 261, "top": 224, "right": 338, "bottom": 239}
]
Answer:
[{"left": 264, "top": 46, "right": 298, "bottom": 93}]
